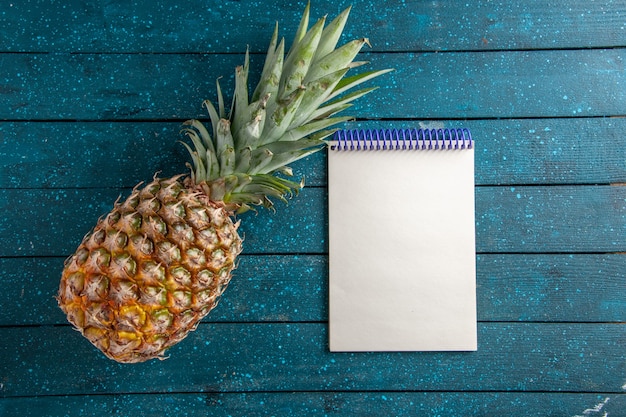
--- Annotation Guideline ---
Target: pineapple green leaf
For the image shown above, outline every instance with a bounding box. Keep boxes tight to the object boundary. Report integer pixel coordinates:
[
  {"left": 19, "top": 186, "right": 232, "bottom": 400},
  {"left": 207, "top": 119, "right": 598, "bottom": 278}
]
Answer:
[
  {"left": 347, "top": 60, "right": 369, "bottom": 69},
  {"left": 291, "top": 68, "right": 349, "bottom": 127},
  {"left": 181, "top": 127, "right": 220, "bottom": 181},
  {"left": 228, "top": 192, "right": 264, "bottom": 209},
  {"left": 304, "top": 38, "right": 368, "bottom": 85},
  {"left": 234, "top": 146, "right": 252, "bottom": 173},
  {"left": 273, "top": 165, "right": 294, "bottom": 177},
  {"left": 252, "top": 22, "right": 281, "bottom": 102},
  {"left": 232, "top": 94, "right": 269, "bottom": 150},
  {"left": 327, "top": 68, "right": 394, "bottom": 102},
  {"left": 224, "top": 174, "right": 241, "bottom": 192},
  {"left": 259, "top": 147, "right": 322, "bottom": 175},
  {"left": 181, "top": 126, "right": 207, "bottom": 157},
  {"left": 231, "top": 52, "right": 251, "bottom": 140},
  {"left": 182, "top": 119, "right": 215, "bottom": 155},
  {"left": 309, "top": 102, "right": 352, "bottom": 121},
  {"left": 202, "top": 100, "right": 221, "bottom": 141},
  {"left": 216, "top": 119, "right": 235, "bottom": 176},
  {"left": 252, "top": 38, "right": 284, "bottom": 105},
  {"left": 327, "top": 86, "right": 379, "bottom": 107},
  {"left": 314, "top": 5, "right": 351, "bottom": 62},
  {"left": 279, "top": 16, "right": 325, "bottom": 100},
  {"left": 180, "top": 128, "right": 220, "bottom": 180},
  {"left": 216, "top": 119, "right": 234, "bottom": 150},
  {"left": 288, "top": 1, "right": 311, "bottom": 60},
  {"left": 247, "top": 174, "right": 302, "bottom": 197},
  {"left": 249, "top": 148, "right": 274, "bottom": 174},
  {"left": 216, "top": 77, "right": 226, "bottom": 119},
  {"left": 231, "top": 183, "right": 287, "bottom": 210},
  {"left": 219, "top": 147, "right": 235, "bottom": 177},
  {"left": 181, "top": 141, "right": 207, "bottom": 183},
  {"left": 240, "top": 184, "right": 287, "bottom": 202},
  {"left": 182, "top": 3, "right": 391, "bottom": 209},
  {"left": 259, "top": 137, "right": 325, "bottom": 155},
  {"left": 261, "top": 86, "right": 307, "bottom": 145},
  {"left": 280, "top": 116, "right": 352, "bottom": 142},
  {"left": 233, "top": 114, "right": 262, "bottom": 151},
  {"left": 310, "top": 87, "right": 378, "bottom": 122},
  {"left": 205, "top": 146, "right": 220, "bottom": 180},
  {"left": 267, "top": 22, "right": 280, "bottom": 58}
]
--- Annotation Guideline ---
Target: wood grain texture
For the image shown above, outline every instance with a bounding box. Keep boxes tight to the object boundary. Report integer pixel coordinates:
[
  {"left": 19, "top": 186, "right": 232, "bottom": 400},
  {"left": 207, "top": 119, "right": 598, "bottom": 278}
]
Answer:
[
  {"left": 476, "top": 254, "right": 626, "bottom": 322},
  {"left": 0, "top": 255, "right": 328, "bottom": 326},
  {"left": 2, "top": 185, "right": 624, "bottom": 257},
  {"left": 0, "top": 187, "right": 328, "bottom": 257},
  {"left": 2, "top": 49, "right": 625, "bottom": 120},
  {"left": 1, "top": 0, "right": 624, "bottom": 53},
  {"left": 1, "top": 254, "right": 624, "bottom": 327},
  {"left": 1, "top": 392, "right": 625, "bottom": 417},
  {"left": 2, "top": 117, "right": 626, "bottom": 189},
  {"left": 475, "top": 185, "right": 626, "bottom": 253},
  {"left": 1, "top": 0, "right": 625, "bottom": 413},
  {"left": 1, "top": 323, "right": 624, "bottom": 396}
]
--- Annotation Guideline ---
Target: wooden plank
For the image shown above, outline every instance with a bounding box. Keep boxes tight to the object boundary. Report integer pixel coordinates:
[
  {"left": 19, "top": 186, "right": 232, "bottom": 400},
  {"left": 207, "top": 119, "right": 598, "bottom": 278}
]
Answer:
[
  {"left": 1, "top": 0, "right": 624, "bottom": 53},
  {"left": 1, "top": 323, "right": 624, "bottom": 396},
  {"left": 1, "top": 0, "right": 622, "bottom": 413},
  {"left": 2, "top": 254, "right": 624, "bottom": 327},
  {"left": 2, "top": 185, "right": 624, "bottom": 257},
  {"left": 354, "top": 117, "right": 626, "bottom": 186},
  {"left": 477, "top": 254, "right": 626, "bottom": 322},
  {"left": 3, "top": 117, "right": 626, "bottom": 189},
  {"left": 1, "top": 392, "right": 624, "bottom": 417},
  {"left": 0, "top": 121, "right": 326, "bottom": 189},
  {"left": 0, "top": 53, "right": 236, "bottom": 121},
  {"left": 2, "top": 49, "right": 625, "bottom": 120},
  {"left": 389, "top": 49, "right": 626, "bottom": 119},
  {"left": 475, "top": 185, "right": 626, "bottom": 253},
  {"left": 0, "top": 122, "right": 187, "bottom": 188},
  {"left": 0, "top": 187, "right": 326, "bottom": 257},
  {"left": 0, "top": 255, "right": 328, "bottom": 326}
]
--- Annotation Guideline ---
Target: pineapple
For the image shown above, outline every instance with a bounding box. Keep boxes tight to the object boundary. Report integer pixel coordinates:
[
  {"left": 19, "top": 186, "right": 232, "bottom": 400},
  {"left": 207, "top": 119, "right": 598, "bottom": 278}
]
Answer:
[{"left": 57, "top": 4, "right": 391, "bottom": 363}]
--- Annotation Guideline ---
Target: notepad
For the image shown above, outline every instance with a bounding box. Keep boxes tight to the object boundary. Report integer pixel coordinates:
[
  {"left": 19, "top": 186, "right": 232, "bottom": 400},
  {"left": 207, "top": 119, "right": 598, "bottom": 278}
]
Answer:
[{"left": 328, "top": 128, "right": 477, "bottom": 352}]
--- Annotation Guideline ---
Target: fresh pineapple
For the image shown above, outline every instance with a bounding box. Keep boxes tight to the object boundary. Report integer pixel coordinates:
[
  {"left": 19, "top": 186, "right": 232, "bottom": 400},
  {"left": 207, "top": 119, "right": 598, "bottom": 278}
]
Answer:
[{"left": 57, "top": 4, "right": 391, "bottom": 363}]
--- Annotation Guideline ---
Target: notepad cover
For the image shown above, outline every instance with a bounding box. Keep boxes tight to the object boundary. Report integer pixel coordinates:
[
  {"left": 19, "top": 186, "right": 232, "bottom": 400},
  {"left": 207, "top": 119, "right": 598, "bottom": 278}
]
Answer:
[{"left": 328, "top": 132, "right": 477, "bottom": 352}]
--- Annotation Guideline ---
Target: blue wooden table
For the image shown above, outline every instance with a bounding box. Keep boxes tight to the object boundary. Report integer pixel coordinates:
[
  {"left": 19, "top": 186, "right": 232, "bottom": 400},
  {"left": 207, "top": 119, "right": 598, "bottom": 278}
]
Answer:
[{"left": 1, "top": 1, "right": 625, "bottom": 415}]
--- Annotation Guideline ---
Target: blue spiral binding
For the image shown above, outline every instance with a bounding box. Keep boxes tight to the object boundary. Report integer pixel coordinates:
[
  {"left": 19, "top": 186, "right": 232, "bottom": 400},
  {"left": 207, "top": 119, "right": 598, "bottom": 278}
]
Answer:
[{"left": 331, "top": 128, "right": 473, "bottom": 151}]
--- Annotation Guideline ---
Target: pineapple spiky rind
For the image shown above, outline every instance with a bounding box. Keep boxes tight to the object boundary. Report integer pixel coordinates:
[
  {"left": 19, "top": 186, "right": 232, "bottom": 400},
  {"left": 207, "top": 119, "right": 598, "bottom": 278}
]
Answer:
[
  {"left": 58, "top": 176, "right": 243, "bottom": 363},
  {"left": 58, "top": 4, "right": 391, "bottom": 363}
]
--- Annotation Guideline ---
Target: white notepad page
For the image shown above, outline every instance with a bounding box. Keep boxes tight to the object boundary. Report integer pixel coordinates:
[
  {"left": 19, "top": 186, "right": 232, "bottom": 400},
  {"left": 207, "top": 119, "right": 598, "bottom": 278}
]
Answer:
[{"left": 328, "top": 134, "right": 477, "bottom": 352}]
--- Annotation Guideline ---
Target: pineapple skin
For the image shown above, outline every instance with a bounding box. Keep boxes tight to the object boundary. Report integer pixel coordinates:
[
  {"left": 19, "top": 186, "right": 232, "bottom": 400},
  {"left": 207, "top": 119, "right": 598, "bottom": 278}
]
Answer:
[
  {"left": 57, "top": 175, "right": 242, "bottom": 363},
  {"left": 57, "top": 4, "right": 391, "bottom": 363}
]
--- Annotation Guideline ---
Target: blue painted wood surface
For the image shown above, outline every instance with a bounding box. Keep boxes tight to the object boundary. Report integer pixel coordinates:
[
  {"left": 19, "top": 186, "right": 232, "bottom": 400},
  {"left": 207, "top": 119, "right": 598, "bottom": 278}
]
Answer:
[{"left": 1, "top": 1, "right": 625, "bottom": 416}]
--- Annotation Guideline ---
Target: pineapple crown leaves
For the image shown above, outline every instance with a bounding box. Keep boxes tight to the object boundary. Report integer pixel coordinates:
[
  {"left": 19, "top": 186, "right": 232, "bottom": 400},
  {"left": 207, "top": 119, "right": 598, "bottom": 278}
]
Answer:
[{"left": 181, "top": 3, "right": 392, "bottom": 213}]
